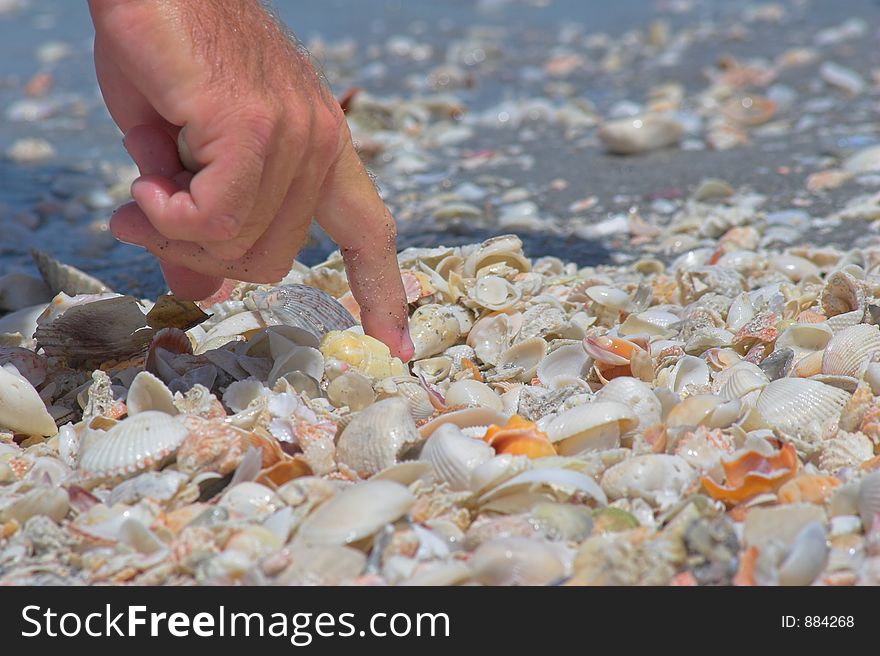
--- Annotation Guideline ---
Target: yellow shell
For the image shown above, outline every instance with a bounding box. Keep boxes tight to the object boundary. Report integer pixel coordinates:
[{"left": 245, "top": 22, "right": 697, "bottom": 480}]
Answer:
[{"left": 319, "top": 330, "right": 407, "bottom": 379}]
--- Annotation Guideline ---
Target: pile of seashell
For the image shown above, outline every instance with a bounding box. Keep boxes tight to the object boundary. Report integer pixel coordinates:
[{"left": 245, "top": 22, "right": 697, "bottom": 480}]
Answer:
[{"left": 1, "top": 236, "right": 880, "bottom": 586}]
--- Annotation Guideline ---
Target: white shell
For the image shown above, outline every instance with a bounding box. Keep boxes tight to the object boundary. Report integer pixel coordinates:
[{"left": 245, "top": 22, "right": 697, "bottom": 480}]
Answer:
[
  {"left": 585, "top": 285, "right": 630, "bottom": 310},
  {"left": 816, "top": 431, "right": 874, "bottom": 472},
  {"left": 418, "top": 406, "right": 508, "bottom": 439},
  {"left": 219, "top": 482, "right": 283, "bottom": 520},
  {"left": 466, "top": 313, "right": 513, "bottom": 365},
  {"left": 463, "top": 235, "right": 530, "bottom": 278},
  {"left": 336, "top": 398, "right": 422, "bottom": 477},
  {"left": 742, "top": 503, "right": 826, "bottom": 548},
  {"left": 667, "top": 355, "right": 711, "bottom": 394},
  {"left": 468, "top": 275, "right": 521, "bottom": 311},
  {"left": 715, "top": 361, "right": 769, "bottom": 401},
  {"left": 469, "top": 537, "right": 565, "bottom": 586},
  {"left": 857, "top": 471, "right": 880, "bottom": 529},
  {"left": 477, "top": 467, "right": 607, "bottom": 507},
  {"left": 544, "top": 401, "right": 638, "bottom": 455},
  {"left": 79, "top": 411, "right": 188, "bottom": 478},
  {"left": 754, "top": 378, "right": 850, "bottom": 449},
  {"left": 409, "top": 304, "right": 466, "bottom": 360},
  {"left": 597, "top": 114, "right": 683, "bottom": 155},
  {"left": 267, "top": 344, "right": 324, "bottom": 387},
  {"left": 618, "top": 309, "right": 680, "bottom": 337},
  {"left": 821, "top": 323, "right": 880, "bottom": 377},
  {"left": 600, "top": 454, "right": 696, "bottom": 508},
  {"left": 327, "top": 371, "right": 376, "bottom": 412},
  {"left": 296, "top": 480, "right": 415, "bottom": 545},
  {"left": 0, "top": 364, "right": 57, "bottom": 435},
  {"left": 777, "top": 522, "right": 828, "bottom": 586},
  {"left": 444, "top": 379, "right": 503, "bottom": 411},
  {"left": 222, "top": 379, "right": 268, "bottom": 413},
  {"left": 420, "top": 423, "right": 495, "bottom": 491},
  {"left": 125, "top": 371, "right": 178, "bottom": 416},
  {"left": 775, "top": 322, "right": 833, "bottom": 356},
  {"left": 536, "top": 344, "right": 591, "bottom": 388},
  {"left": 593, "top": 377, "right": 661, "bottom": 430},
  {"left": 726, "top": 292, "right": 755, "bottom": 332},
  {"left": 496, "top": 337, "right": 548, "bottom": 380}
]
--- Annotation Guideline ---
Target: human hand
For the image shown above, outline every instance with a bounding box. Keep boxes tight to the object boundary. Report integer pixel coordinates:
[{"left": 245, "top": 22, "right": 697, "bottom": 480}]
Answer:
[{"left": 88, "top": 0, "right": 414, "bottom": 360}]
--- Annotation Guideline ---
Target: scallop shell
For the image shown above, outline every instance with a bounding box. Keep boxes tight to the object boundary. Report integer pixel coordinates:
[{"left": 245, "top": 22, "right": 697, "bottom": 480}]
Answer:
[
  {"left": 249, "top": 284, "right": 356, "bottom": 341},
  {"left": 445, "top": 379, "right": 503, "bottom": 411},
  {"left": 125, "top": 371, "right": 178, "bottom": 416},
  {"left": 715, "top": 362, "right": 769, "bottom": 402},
  {"left": 373, "top": 376, "right": 434, "bottom": 419},
  {"left": 468, "top": 275, "right": 521, "bottom": 311},
  {"left": 544, "top": 401, "right": 638, "bottom": 455},
  {"left": 336, "top": 398, "right": 422, "bottom": 478},
  {"left": 821, "top": 323, "right": 880, "bottom": 377},
  {"left": 536, "top": 343, "right": 591, "bottom": 389},
  {"left": 420, "top": 423, "right": 495, "bottom": 491},
  {"left": 0, "top": 364, "right": 57, "bottom": 436},
  {"left": 295, "top": 480, "right": 415, "bottom": 546},
  {"left": 597, "top": 114, "right": 683, "bottom": 155},
  {"left": 593, "top": 377, "right": 661, "bottom": 430},
  {"left": 79, "top": 411, "right": 188, "bottom": 478},
  {"left": 753, "top": 378, "right": 850, "bottom": 450},
  {"left": 600, "top": 454, "right": 696, "bottom": 508},
  {"left": 857, "top": 471, "right": 880, "bottom": 529}
]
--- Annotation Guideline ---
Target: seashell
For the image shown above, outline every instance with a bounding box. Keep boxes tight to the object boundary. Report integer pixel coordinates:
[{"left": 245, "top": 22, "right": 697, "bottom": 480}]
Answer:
[
  {"left": 408, "top": 304, "right": 467, "bottom": 360},
  {"left": 753, "top": 378, "right": 850, "bottom": 451},
  {"left": 684, "top": 327, "right": 734, "bottom": 355},
  {"left": 469, "top": 454, "right": 531, "bottom": 496},
  {"left": 327, "top": 371, "right": 376, "bottom": 411},
  {"left": 467, "top": 312, "right": 514, "bottom": 365},
  {"left": 743, "top": 503, "right": 827, "bottom": 550},
  {"left": 0, "top": 486, "right": 69, "bottom": 524},
  {"left": 31, "top": 248, "right": 111, "bottom": 295},
  {"left": 469, "top": 537, "right": 566, "bottom": 586},
  {"left": 125, "top": 371, "right": 178, "bottom": 416},
  {"left": 267, "top": 341, "right": 324, "bottom": 388},
  {"left": 715, "top": 362, "right": 769, "bottom": 402},
  {"left": 336, "top": 398, "right": 422, "bottom": 478},
  {"left": 483, "top": 415, "right": 556, "bottom": 459},
  {"left": 777, "top": 474, "right": 840, "bottom": 505},
  {"left": 0, "top": 364, "right": 57, "bottom": 436},
  {"left": 820, "top": 270, "right": 865, "bottom": 318},
  {"left": 478, "top": 467, "right": 607, "bottom": 508},
  {"left": 256, "top": 459, "right": 312, "bottom": 488},
  {"left": 618, "top": 309, "right": 680, "bottom": 337},
  {"left": 495, "top": 337, "right": 548, "bottom": 381},
  {"left": 278, "top": 544, "right": 367, "bottom": 585},
  {"left": 857, "top": 471, "right": 880, "bottom": 530},
  {"left": 463, "top": 235, "right": 531, "bottom": 278},
  {"left": 583, "top": 335, "right": 642, "bottom": 366},
  {"left": 726, "top": 292, "right": 755, "bottom": 333},
  {"left": 777, "top": 522, "right": 828, "bottom": 586},
  {"left": 319, "top": 330, "right": 407, "bottom": 379},
  {"left": 601, "top": 454, "right": 697, "bottom": 508},
  {"left": 197, "top": 311, "right": 272, "bottom": 352},
  {"left": 418, "top": 406, "right": 508, "bottom": 439},
  {"left": 701, "top": 442, "right": 799, "bottom": 505},
  {"left": 536, "top": 344, "right": 591, "bottom": 389},
  {"left": 411, "top": 356, "right": 452, "bottom": 384},
  {"left": 248, "top": 284, "right": 356, "bottom": 341},
  {"left": 400, "top": 562, "right": 473, "bottom": 587},
  {"left": 369, "top": 461, "right": 434, "bottom": 486},
  {"left": 420, "top": 423, "right": 495, "bottom": 491},
  {"left": 816, "top": 431, "right": 874, "bottom": 472},
  {"left": 374, "top": 376, "right": 435, "bottom": 419},
  {"left": 530, "top": 502, "right": 594, "bottom": 542},
  {"left": 770, "top": 255, "right": 821, "bottom": 283},
  {"left": 296, "top": 480, "right": 415, "bottom": 546},
  {"left": 597, "top": 114, "right": 683, "bottom": 155},
  {"left": 775, "top": 322, "right": 833, "bottom": 357},
  {"left": 0, "top": 347, "right": 47, "bottom": 387},
  {"left": 79, "top": 411, "right": 188, "bottom": 478},
  {"left": 667, "top": 355, "right": 711, "bottom": 394},
  {"left": 825, "top": 309, "right": 865, "bottom": 334},
  {"left": 468, "top": 275, "right": 521, "bottom": 311},
  {"left": 445, "top": 379, "right": 503, "bottom": 411},
  {"left": 222, "top": 379, "right": 268, "bottom": 414},
  {"left": 219, "top": 482, "right": 283, "bottom": 520},
  {"left": 584, "top": 285, "right": 630, "bottom": 311},
  {"left": 545, "top": 401, "right": 637, "bottom": 455},
  {"left": 0, "top": 273, "right": 51, "bottom": 313},
  {"left": 821, "top": 323, "right": 880, "bottom": 377},
  {"left": 864, "top": 362, "right": 880, "bottom": 395},
  {"left": 666, "top": 394, "right": 742, "bottom": 429},
  {"left": 593, "top": 377, "right": 661, "bottom": 432}
]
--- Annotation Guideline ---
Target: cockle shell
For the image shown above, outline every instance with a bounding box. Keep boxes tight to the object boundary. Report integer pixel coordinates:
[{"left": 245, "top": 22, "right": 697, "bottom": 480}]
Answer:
[
  {"left": 544, "top": 401, "right": 638, "bottom": 455},
  {"left": 319, "top": 330, "right": 407, "bottom": 379},
  {"left": 445, "top": 379, "right": 503, "bottom": 411},
  {"left": 715, "top": 361, "right": 769, "bottom": 402},
  {"left": 593, "top": 377, "right": 661, "bottom": 430},
  {"left": 420, "top": 423, "right": 495, "bottom": 491},
  {"left": 79, "top": 411, "right": 188, "bottom": 478},
  {"left": 374, "top": 376, "right": 435, "bottom": 419},
  {"left": 601, "top": 454, "right": 696, "bottom": 508},
  {"left": 249, "top": 284, "right": 356, "bottom": 340},
  {"left": 295, "top": 480, "right": 415, "bottom": 546},
  {"left": 409, "top": 304, "right": 467, "bottom": 360},
  {"left": 753, "top": 378, "right": 850, "bottom": 451},
  {"left": 821, "top": 323, "right": 880, "bottom": 377},
  {"left": 336, "top": 398, "right": 422, "bottom": 478},
  {"left": 125, "top": 371, "right": 178, "bottom": 416},
  {"left": 816, "top": 431, "right": 874, "bottom": 472},
  {"left": 597, "top": 114, "right": 683, "bottom": 155},
  {"left": 0, "top": 364, "right": 57, "bottom": 435}
]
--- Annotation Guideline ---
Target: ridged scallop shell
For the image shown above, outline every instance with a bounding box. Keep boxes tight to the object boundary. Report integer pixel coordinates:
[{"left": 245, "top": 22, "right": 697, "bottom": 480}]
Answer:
[
  {"left": 495, "top": 337, "right": 548, "bottom": 380},
  {"left": 600, "top": 454, "right": 696, "bottom": 508},
  {"left": 714, "top": 362, "right": 769, "bottom": 402},
  {"left": 126, "top": 371, "right": 178, "bottom": 416},
  {"left": 336, "top": 398, "right": 422, "bottom": 478},
  {"left": 593, "top": 377, "right": 661, "bottom": 430},
  {"left": 754, "top": 378, "right": 850, "bottom": 449},
  {"left": 445, "top": 379, "right": 503, "bottom": 411},
  {"left": 536, "top": 343, "right": 591, "bottom": 389},
  {"left": 544, "top": 401, "right": 638, "bottom": 455},
  {"left": 857, "top": 471, "right": 880, "bottom": 529},
  {"left": 373, "top": 376, "right": 434, "bottom": 419},
  {"left": 0, "top": 364, "right": 58, "bottom": 436},
  {"left": 79, "top": 411, "right": 188, "bottom": 478},
  {"left": 295, "top": 480, "right": 415, "bottom": 546},
  {"left": 420, "top": 423, "right": 495, "bottom": 491},
  {"left": 468, "top": 275, "right": 521, "bottom": 311},
  {"left": 816, "top": 432, "right": 874, "bottom": 473},
  {"left": 821, "top": 323, "right": 880, "bottom": 377},
  {"left": 249, "top": 284, "right": 356, "bottom": 341}
]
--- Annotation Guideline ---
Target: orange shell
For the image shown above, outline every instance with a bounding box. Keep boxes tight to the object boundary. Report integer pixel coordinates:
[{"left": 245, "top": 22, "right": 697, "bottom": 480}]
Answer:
[
  {"left": 733, "top": 546, "right": 758, "bottom": 586},
  {"left": 795, "top": 310, "right": 827, "bottom": 324},
  {"left": 483, "top": 415, "right": 556, "bottom": 459},
  {"left": 461, "top": 357, "right": 483, "bottom": 382},
  {"left": 701, "top": 442, "right": 799, "bottom": 505},
  {"left": 256, "top": 458, "right": 311, "bottom": 488},
  {"left": 777, "top": 474, "right": 840, "bottom": 504}
]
